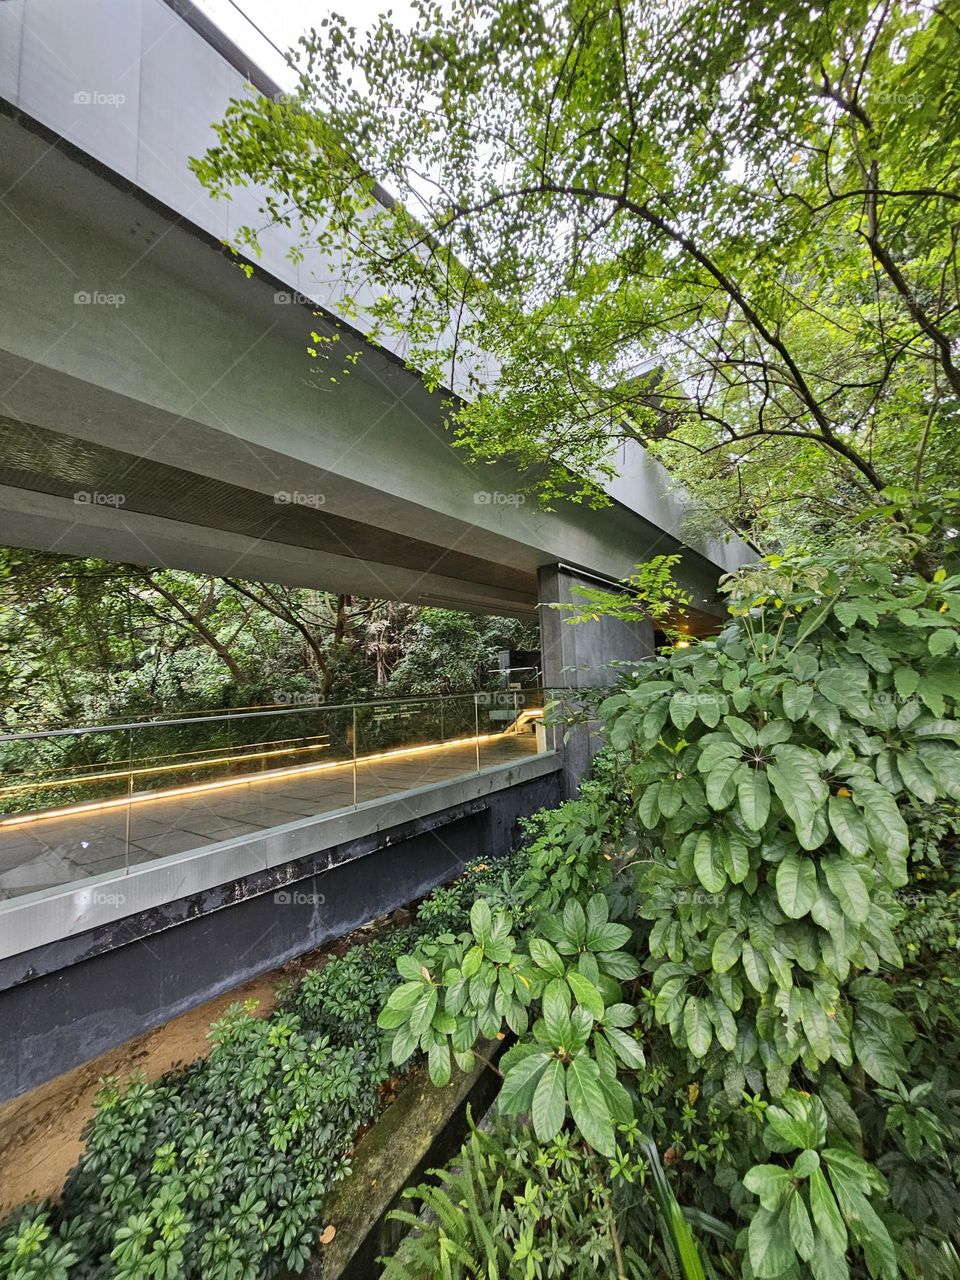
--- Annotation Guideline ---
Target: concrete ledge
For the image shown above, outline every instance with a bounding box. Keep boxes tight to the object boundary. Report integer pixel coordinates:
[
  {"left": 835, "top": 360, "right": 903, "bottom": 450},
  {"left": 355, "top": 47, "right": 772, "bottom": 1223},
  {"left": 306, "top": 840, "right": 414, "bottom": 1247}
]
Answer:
[
  {"left": 0, "top": 765, "right": 560, "bottom": 1103},
  {"left": 0, "top": 751, "right": 561, "bottom": 962},
  {"left": 301, "top": 1041, "right": 504, "bottom": 1280}
]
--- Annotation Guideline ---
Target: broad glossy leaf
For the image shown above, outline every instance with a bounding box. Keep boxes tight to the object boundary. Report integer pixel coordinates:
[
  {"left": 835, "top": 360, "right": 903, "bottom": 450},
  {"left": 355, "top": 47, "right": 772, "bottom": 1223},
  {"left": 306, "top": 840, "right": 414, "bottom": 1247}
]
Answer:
[
  {"left": 603, "top": 1025, "right": 645, "bottom": 1069},
  {"left": 428, "top": 1039, "right": 451, "bottom": 1087},
  {"left": 743, "top": 1163, "right": 794, "bottom": 1212},
  {"left": 776, "top": 852, "right": 818, "bottom": 919},
  {"left": 531, "top": 1057, "right": 566, "bottom": 1141},
  {"left": 705, "top": 757, "right": 743, "bottom": 809},
  {"left": 712, "top": 928, "right": 742, "bottom": 973},
  {"left": 683, "top": 995, "right": 713, "bottom": 1056},
  {"left": 500, "top": 1050, "right": 552, "bottom": 1115},
  {"left": 528, "top": 937, "right": 565, "bottom": 978},
  {"left": 788, "top": 1189, "right": 815, "bottom": 1262},
  {"left": 566, "top": 1054, "right": 615, "bottom": 1155},
  {"left": 693, "top": 830, "right": 726, "bottom": 893},
  {"left": 567, "top": 971, "right": 604, "bottom": 1021},
  {"left": 809, "top": 1168, "right": 847, "bottom": 1254},
  {"left": 747, "top": 1205, "right": 795, "bottom": 1280},
  {"left": 827, "top": 795, "right": 869, "bottom": 856},
  {"left": 741, "top": 941, "right": 770, "bottom": 994},
  {"left": 738, "top": 768, "right": 771, "bottom": 830},
  {"left": 822, "top": 857, "right": 870, "bottom": 924}
]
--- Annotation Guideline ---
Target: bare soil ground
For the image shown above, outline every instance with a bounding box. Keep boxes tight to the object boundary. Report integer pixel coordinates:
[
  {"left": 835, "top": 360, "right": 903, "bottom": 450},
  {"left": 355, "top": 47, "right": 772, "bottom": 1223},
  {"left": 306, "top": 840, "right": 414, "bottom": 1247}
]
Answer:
[{"left": 0, "top": 913, "right": 407, "bottom": 1215}]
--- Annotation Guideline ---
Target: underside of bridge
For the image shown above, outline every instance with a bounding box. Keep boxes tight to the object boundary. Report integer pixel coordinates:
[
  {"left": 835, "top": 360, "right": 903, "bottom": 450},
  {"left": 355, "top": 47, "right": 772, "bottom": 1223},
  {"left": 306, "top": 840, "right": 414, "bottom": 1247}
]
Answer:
[{"left": 0, "top": 0, "right": 754, "bottom": 1107}]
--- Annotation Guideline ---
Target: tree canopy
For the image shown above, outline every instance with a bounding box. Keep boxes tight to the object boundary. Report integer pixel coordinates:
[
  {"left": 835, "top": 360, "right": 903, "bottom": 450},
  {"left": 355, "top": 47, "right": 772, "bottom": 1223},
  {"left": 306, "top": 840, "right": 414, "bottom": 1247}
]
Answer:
[{"left": 193, "top": 0, "right": 960, "bottom": 546}]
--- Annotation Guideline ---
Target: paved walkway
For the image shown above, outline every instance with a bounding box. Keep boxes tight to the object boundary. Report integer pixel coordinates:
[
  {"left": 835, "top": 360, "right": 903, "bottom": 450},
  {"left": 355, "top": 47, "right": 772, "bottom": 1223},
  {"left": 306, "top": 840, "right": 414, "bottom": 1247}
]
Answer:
[{"left": 0, "top": 731, "right": 541, "bottom": 899}]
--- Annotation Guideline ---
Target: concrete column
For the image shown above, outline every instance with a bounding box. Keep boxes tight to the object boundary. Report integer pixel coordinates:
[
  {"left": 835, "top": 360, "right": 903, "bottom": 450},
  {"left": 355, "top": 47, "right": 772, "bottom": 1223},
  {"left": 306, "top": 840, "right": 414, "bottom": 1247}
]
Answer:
[{"left": 538, "top": 565, "right": 654, "bottom": 796}]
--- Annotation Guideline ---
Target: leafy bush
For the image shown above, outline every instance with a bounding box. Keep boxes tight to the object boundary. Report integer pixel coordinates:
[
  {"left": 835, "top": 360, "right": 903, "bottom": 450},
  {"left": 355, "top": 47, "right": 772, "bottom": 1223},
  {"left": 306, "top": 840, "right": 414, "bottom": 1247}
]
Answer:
[
  {"left": 376, "top": 542, "right": 960, "bottom": 1279},
  {"left": 0, "top": 851, "right": 535, "bottom": 1280},
  {"left": 382, "top": 1113, "right": 705, "bottom": 1280}
]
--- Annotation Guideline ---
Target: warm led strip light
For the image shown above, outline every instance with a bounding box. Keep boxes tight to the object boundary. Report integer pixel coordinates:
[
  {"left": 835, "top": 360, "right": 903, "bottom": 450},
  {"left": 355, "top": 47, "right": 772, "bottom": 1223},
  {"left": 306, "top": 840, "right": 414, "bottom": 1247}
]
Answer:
[
  {"left": 0, "top": 727, "right": 537, "bottom": 829},
  {"left": 0, "top": 740, "right": 332, "bottom": 797}
]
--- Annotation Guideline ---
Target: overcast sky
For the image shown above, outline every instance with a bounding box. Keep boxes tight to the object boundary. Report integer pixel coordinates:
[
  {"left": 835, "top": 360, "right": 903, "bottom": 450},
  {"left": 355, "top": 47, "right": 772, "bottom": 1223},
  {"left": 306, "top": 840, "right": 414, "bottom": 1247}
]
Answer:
[{"left": 192, "top": 1, "right": 417, "bottom": 87}]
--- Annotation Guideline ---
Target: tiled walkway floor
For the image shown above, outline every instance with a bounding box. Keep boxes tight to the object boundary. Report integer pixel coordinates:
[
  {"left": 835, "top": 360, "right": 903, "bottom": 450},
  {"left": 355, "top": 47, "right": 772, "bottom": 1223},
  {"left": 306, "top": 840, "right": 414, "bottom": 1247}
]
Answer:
[{"left": 0, "top": 732, "right": 541, "bottom": 899}]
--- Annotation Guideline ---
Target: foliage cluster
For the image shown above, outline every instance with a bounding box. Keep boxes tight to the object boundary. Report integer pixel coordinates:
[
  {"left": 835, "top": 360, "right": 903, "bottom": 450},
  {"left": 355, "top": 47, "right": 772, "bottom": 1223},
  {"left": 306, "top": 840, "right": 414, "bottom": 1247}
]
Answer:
[
  {"left": 377, "top": 539, "right": 960, "bottom": 1279},
  {"left": 0, "top": 854, "right": 534, "bottom": 1280}
]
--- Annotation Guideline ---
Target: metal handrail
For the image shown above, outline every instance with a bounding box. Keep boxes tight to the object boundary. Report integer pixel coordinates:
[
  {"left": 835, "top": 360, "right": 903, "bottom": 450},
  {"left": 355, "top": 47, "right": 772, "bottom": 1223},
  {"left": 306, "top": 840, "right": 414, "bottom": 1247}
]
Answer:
[{"left": 0, "top": 689, "right": 541, "bottom": 745}]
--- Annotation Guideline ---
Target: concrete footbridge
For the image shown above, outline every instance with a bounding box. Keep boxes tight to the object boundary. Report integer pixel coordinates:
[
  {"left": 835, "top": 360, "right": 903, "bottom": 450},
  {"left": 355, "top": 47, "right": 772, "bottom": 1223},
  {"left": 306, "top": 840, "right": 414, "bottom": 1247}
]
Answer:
[
  {"left": 0, "top": 0, "right": 750, "bottom": 632},
  {"left": 0, "top": 0, "right": 752, "bottom": 1103}
]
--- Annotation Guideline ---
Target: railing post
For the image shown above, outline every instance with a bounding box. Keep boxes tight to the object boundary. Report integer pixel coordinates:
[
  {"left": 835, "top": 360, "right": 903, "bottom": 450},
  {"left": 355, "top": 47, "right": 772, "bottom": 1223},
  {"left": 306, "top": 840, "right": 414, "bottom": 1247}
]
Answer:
[
  {"left": 439, "top": 693, "right": 444, "bottom": 744},
  {"left": 474, "top": 693, "right": 481, "bottom": 773},
  {"left": 352, "top": 704, "right": 358, "bottom": 808},
  {"left": 513, "top": 689, "right": 519, "bottom": 734},
  {"left": 124, "top": 727, "right": 133, "bottom": 875}
]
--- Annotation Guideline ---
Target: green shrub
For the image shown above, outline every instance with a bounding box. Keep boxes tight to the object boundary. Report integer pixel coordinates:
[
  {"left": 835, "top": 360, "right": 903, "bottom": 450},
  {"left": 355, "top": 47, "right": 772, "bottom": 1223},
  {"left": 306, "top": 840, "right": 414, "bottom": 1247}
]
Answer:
[
  {"left": 382, "top": 1113, "right": 693, "bottom": 1280},
  {"left": 0, "top": 848, "right": 535, "bottom": 1280},
  {"left": 376, "top": 542, "right": 960, "bottom": 1279}
]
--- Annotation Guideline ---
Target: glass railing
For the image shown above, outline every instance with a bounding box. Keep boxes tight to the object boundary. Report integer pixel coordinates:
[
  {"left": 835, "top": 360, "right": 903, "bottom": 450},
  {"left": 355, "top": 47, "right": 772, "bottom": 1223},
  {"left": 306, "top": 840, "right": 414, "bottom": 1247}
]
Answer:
[{"left": 0, "top": 690, "right": 554, "bottom": 902}]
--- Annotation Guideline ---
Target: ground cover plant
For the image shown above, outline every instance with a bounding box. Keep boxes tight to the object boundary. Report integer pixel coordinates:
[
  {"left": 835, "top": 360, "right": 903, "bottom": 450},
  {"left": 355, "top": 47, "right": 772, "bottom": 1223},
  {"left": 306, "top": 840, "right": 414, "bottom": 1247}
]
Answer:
[
  {"left": 0, "top": 850, "right": 538, "bottom": 1280},
  {"left": 377, "top": 530, "right": 960, "bottom": 1278}
]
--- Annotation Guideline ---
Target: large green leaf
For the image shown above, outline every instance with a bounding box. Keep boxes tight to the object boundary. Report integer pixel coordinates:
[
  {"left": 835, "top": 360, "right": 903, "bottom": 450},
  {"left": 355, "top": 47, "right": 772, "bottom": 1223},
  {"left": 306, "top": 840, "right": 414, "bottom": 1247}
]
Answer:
[
  {"left": 827, "top": 795, "right": 869, "bottom": 856},
  {"left": 738, "top": 768, "right": 771, "bottom": 830},
  {"left": 809, "top": 1167, "right": 847, "bottom": 1254},
  {"left": 693, "top": 830, "right": 726, "bottom": 893},
  {"left": 567, "top": 971, "right": 605, "bottom": 1021},
  {"left": 499, "top": 1050, "right": 552, "bottom": 1115},
  {"left": 603, "top": 1025, "right": 646, "bottom": 1069},
  {"left": 782, "top": 680, "right": 815, "bottom": 721},
  {"left": 743, "top": 1164, "right": 794, "bottom": 1212},
  {"left": 747, "top": 1205, "right": 796, "bottom": 1280},
  {"left": 566, "top": 1054, "right": 615, "bottom": 1155},
  {"left": 428, "top": 1039, "right": 452, "bottom": 1087},
  {"left": 705, "top": 757, "right": 743, "bottom": 809},
  {"left": 769, "top": 757, "right": 825, "bottom": 842},
  {"left": 788, "top": 1191, "right": 815, "bottom": 1263},
  {"left": 898, "top": 752, "right": 939, "bottom": 804},
  {"left": 741, "top": 941, "right": 770, "bottom": 994},
  {"left": 712, "top": 928, "right": 742, "bottom": 973},
  {"left": 531, "top": 1057, "right": 566, "bottom": 1141},
  {"left": 528, "top": 937, "right": 565, "bottom": 978},
  {"left": 542, "top": 978, "right": 572, "bottom": 1045},
  {"left": 683, "top": 995, "right": 713, "bottom": 1056},
  {"left": 776, "top": 852, "right": 818, "bottom": 919},
  {"left": 470, "top": 899, "right": 492, "bottom": 948},
  {"left": 822, "top": 857, "right": 870, "bottom": 924}
]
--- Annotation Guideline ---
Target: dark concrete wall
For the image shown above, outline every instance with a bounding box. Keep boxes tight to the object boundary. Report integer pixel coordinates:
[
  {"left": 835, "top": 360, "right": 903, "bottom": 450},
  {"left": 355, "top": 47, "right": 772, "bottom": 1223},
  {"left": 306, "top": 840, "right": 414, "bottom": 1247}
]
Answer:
[
  {"left": 0, "top": 771, "right": 560, "bottom": 1104},
  {"left": 538, "top": 565, "right": 654, "bottom": 795}
]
